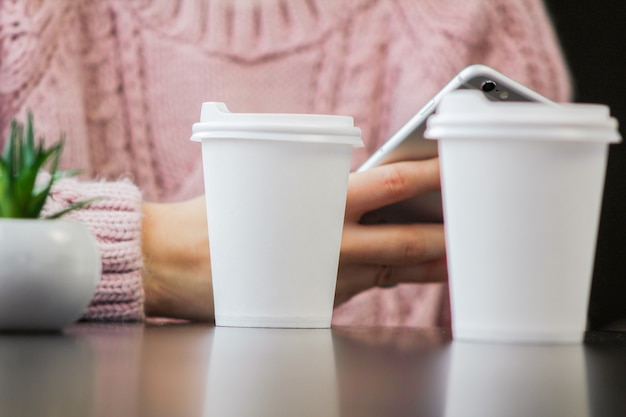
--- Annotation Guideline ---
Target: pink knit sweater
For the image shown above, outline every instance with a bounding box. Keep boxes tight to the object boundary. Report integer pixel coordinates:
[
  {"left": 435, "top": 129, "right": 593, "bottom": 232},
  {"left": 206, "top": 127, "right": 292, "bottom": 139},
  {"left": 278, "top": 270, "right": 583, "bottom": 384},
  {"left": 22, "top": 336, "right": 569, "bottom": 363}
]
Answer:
[{"left": 0, "top": 0, "right": 571, "bottom": 324}]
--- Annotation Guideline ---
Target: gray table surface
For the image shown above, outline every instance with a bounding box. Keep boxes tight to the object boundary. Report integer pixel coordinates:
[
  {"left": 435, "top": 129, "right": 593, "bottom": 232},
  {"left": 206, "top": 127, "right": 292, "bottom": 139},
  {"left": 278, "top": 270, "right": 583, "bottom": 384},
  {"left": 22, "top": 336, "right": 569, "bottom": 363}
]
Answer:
[{"left": 1, "top": 323, "right": 625, "bottom": 417}]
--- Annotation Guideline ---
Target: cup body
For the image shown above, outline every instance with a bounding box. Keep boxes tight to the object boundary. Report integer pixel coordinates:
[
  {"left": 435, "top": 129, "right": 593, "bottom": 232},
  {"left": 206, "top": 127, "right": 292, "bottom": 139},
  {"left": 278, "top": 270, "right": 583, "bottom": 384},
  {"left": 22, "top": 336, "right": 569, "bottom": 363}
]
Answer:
[
  {"left": 440, "top": 139, "right": 607, "bottom": 343},
  {"left": 191, "top": 103, "right": 362, "bottom": 328},
  {"left": 425, "top": 90, "right": 621, "bottom": 343}
]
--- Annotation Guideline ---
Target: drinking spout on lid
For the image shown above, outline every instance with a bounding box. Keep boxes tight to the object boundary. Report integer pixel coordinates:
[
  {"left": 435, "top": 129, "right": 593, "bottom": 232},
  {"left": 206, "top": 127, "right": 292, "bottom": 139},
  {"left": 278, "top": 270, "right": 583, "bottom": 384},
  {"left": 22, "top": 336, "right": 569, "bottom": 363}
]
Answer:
[{"left": 200, "top": 102, "right": 231, "bottom": 122}]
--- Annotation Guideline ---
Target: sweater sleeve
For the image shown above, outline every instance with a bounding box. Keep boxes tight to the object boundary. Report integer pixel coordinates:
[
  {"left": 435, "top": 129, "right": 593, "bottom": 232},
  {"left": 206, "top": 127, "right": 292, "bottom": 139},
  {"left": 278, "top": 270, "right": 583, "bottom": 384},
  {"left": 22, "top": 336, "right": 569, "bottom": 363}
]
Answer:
[{"left": 42, "top": 177, "right": 145, "bottom": 322}]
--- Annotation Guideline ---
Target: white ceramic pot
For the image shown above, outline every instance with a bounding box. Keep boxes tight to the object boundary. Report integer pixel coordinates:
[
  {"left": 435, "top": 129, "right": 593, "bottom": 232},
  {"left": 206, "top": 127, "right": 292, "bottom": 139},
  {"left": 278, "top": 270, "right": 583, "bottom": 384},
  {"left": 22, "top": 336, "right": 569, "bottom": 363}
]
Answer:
[{"left": 0, "top": 219, "right": 101, "bottom": 331}]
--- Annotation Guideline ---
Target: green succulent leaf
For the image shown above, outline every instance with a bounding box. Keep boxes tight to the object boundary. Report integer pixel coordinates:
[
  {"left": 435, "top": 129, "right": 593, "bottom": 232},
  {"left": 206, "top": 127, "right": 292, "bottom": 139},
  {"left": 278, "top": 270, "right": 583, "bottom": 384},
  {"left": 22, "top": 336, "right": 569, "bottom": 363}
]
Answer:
[
  {"left": 0, "top": 112, "right": 97, "bottom": 219},
  {"left": 45, "top": 198, "right": 102, "bottom": 220},
  {"left": 52, "top": 168, "right": 82, "bottom": 182}
]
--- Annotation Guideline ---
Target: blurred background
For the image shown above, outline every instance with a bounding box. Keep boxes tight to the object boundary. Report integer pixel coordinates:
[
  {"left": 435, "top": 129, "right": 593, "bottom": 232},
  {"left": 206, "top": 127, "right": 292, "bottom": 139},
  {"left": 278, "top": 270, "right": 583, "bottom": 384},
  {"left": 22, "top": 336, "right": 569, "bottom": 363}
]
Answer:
[{"left": 544, "top": 1, "right": 626, "bottom": 329}]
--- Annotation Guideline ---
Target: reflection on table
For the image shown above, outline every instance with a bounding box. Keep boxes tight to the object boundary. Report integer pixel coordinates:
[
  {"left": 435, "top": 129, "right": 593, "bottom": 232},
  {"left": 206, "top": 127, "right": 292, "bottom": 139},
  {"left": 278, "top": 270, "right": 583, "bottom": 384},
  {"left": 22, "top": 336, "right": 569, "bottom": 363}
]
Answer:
[
  {"left": 445, "top": 341, "right": 588, "bottom": 417},
  {"left": 0, "top": 334, "right": 93, "bottom": 416},
  {"left": 1, "top": 324, "right": 626, "bottom": 416},
  {"left": 205, "top": 327, "right": 338, "bottom": 417}
]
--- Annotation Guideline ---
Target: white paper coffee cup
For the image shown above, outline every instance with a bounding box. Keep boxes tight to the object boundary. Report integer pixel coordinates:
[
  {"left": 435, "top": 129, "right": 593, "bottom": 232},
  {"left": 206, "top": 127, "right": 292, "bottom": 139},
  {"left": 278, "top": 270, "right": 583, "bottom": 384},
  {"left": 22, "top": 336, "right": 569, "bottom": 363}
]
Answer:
[
  {"left": 191, "top": 103, "right": 362, "bottom": 328},
  {"left": 425, "top": 90, "right": 621, "bottom": 343}
]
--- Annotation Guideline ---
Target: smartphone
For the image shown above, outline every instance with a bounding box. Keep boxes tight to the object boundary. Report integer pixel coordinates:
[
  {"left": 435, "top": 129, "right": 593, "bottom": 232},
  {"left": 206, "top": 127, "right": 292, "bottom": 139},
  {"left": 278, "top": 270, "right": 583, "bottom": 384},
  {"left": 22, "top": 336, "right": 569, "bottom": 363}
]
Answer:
[{"left": 358, "top": 64, "right": 556, "bottom": 224}]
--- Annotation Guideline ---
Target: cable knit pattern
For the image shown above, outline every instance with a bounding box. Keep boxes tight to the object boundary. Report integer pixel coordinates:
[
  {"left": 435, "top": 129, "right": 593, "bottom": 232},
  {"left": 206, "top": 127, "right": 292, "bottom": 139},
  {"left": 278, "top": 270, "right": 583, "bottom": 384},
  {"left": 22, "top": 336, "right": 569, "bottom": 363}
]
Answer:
[{"left": 0, "top": 0, "right": 571, "bottom": 325}]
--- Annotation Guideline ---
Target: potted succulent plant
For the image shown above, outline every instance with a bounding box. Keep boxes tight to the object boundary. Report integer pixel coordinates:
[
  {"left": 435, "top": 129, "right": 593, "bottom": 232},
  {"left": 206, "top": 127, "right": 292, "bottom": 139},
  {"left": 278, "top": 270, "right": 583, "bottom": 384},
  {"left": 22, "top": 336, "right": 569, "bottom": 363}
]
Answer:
[{"left": 0, "top": 113, "right": 101, "bottom": 331}]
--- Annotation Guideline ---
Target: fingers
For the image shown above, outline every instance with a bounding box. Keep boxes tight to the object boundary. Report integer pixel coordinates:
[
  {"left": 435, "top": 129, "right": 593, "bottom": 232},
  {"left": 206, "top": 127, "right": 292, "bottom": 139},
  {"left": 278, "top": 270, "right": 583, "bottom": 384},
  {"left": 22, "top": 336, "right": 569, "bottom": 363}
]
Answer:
[
  {"left": 334, "top": 258, "right": 448, "bottom": 307},
  {"left": 383, "top": 258, "right": 448, "bottom": 284},
  {"left": 337, "top": 158, "right": 446, "bottom": 306},
  {"left": 341, "top": 223, "right": 446, "bottom": 265},
  {"left": 346, "top": 158, "right": 441, "bottom": 218}
]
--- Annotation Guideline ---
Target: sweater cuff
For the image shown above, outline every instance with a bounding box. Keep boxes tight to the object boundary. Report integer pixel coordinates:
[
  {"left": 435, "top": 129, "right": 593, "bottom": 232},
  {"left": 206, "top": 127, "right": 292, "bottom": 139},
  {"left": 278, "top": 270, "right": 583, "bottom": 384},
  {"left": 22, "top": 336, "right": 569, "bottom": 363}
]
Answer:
[{"left": 43, "top": 177, "right": 145, "bottom": 321}]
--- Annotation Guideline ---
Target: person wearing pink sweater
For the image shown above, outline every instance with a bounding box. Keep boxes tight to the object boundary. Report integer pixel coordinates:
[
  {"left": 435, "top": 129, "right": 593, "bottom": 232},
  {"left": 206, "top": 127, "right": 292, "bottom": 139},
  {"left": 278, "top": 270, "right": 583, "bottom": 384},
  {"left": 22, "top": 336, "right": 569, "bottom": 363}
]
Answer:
[{"left": 0, "top": 0, "right": 571, "bottom": 326}]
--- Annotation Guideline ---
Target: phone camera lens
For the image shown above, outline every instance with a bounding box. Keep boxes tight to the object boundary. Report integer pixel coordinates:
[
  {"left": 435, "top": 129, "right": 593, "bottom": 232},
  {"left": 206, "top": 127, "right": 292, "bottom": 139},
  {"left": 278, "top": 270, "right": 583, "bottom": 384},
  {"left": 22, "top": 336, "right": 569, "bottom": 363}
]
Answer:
[{"left": 481, "top": 80, "right": 496, "bottom": 92}]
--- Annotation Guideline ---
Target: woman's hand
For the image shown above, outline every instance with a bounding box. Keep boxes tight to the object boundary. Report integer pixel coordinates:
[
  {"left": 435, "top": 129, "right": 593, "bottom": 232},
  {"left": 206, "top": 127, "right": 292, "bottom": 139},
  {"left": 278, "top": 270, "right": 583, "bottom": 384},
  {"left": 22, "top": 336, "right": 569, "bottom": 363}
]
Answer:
[
  {"left": 334, "top": 158, "right": 448, "bottom": 307},
  {"left": 141, "top": 196, "right": 214, "bottom": 321},
  {"left": 140, "top": 158, "right": 447, "bottom": 320}
]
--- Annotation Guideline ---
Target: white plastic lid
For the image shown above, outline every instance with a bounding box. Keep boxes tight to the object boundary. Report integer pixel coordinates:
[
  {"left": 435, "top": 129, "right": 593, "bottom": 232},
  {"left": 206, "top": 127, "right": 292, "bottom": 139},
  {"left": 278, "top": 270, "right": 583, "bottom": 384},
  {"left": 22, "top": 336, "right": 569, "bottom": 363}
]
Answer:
[
  {"left": 425, "top": 90, "right": 621, "bottom": 143},
  {"left": 190, "top": 102, "right": 363, "bottom": 146}
]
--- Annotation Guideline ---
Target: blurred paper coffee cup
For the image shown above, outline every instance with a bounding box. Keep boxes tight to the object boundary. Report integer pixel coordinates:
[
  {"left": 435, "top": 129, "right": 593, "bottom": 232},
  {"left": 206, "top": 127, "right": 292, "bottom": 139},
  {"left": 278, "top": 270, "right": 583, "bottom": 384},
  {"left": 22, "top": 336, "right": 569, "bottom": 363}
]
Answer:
[{"left": 425, "top": 90, "right": 621, "bottom": 343}]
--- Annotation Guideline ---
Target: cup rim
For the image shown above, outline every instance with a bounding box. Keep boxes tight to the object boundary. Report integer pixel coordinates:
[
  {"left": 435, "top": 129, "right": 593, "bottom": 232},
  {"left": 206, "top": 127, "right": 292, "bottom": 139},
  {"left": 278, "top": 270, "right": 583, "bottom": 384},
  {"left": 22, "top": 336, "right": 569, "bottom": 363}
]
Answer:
[
  {"left": 190, "top": 102, "right": 363, "bottom": 147},
  {"left": 425, "top": 90, "right": 622, "bottom": 144}
]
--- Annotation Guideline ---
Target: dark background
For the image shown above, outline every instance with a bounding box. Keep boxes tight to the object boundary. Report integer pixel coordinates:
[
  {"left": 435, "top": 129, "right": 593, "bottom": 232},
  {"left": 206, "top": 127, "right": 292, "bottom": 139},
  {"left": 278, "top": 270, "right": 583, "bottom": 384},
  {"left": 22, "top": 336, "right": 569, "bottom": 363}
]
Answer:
[{"left": 543, "top": 1, "right": 626, "bottom": 329}]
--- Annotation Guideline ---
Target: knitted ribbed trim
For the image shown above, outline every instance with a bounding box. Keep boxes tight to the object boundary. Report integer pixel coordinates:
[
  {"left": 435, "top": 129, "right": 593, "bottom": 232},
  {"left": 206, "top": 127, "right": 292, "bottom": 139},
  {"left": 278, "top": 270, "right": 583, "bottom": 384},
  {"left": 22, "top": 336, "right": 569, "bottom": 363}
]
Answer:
[{"left": 41, "top": 177, "right": 145, "bottom": 321}]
